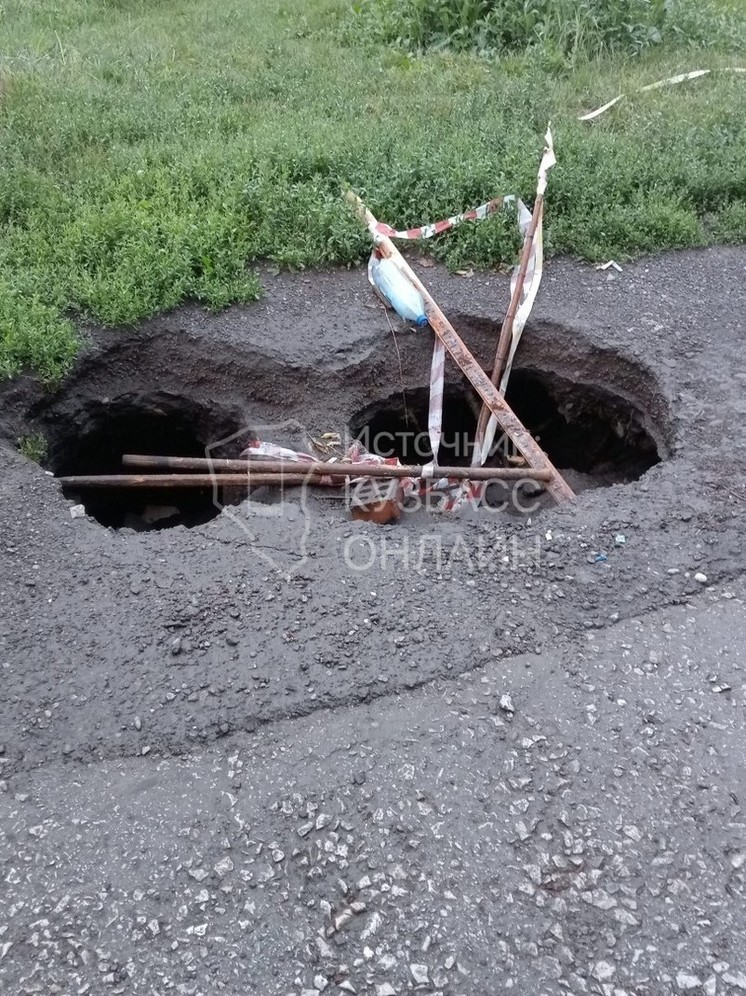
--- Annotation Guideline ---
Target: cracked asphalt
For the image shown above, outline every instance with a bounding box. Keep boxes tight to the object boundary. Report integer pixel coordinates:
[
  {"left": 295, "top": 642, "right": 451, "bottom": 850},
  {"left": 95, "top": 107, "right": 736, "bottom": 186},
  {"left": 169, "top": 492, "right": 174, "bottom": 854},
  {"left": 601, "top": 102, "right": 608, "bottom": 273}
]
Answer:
[
  {"left": 1, "top": 584, "right": 745, "bottom": 995},
  {"left": 0, "top": 248, "right": 745, "bottom": 994}
]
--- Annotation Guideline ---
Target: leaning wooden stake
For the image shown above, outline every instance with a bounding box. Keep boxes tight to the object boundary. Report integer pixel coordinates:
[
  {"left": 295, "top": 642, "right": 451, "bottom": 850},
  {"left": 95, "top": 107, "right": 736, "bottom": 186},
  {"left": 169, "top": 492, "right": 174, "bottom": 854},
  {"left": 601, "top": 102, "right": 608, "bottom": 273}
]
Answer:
[
  {"left": 492, "top": 198, "right": 544, "bottom": 388},
  {"left": 345, "top": 191, "right": 574, "bottom": 504},
  {"left": 473, "top": 198, "right": 544, "bottom": 454},
  {"left": 474, "top": 127, "right": 556, "bottom": 463}
]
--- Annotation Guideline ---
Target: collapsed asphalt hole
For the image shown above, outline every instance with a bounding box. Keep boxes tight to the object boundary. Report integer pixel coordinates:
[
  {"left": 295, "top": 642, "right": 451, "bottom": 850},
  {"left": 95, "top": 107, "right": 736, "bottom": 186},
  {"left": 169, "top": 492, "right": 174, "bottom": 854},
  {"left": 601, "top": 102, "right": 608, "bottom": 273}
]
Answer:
[
  {"left": 505, "top": 369, "right": 660, "bottom": 486},
  {"left": 349, "top": 386, "right": 477, "bottom": 466},
  {"left": 49, "top": 394, "right": 245, "bottom": 530},
  {"left": 349, "top": 370, "right": 660, "bottom": 489}
]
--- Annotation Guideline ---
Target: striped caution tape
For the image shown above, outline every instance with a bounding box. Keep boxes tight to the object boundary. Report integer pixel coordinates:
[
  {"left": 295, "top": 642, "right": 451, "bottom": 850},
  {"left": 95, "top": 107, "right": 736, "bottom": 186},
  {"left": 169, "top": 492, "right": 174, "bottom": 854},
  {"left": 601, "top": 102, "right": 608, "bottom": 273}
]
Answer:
[
  {"left": 426, "top": 337, "right": 446, "bottom": 469},
  {"left": 374, "top": 197, "right": 508, "bottom": 241},
  {"left": 243, "top": 439, "right": 420, "bottom": 498},
  {"left": 365, "top": 188, "right": 542, "bottom": 498},
  {"left": 579, "top": 66, "right": 745, "bottom": 121}
]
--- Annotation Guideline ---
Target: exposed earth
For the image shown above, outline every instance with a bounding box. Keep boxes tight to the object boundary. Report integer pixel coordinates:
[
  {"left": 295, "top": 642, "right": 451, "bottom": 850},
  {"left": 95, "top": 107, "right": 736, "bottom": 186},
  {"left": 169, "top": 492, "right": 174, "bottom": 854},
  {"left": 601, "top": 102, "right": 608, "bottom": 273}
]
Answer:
[{"left": 0, "top": 247, "right": 744, "bottom": 995}]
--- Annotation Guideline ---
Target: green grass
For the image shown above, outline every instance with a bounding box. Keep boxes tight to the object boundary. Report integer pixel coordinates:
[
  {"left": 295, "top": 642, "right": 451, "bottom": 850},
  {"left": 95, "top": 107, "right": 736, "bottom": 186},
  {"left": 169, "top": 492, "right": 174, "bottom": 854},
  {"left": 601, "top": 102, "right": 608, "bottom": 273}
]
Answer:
[
  {"left": 0, "top": 0, "right": 744, "bottom": 381},
  {"left": 16, "top": 430, "right": 47, "bottom": 463},
  {"left": 352, "top": 0, "right": 746, "bottom": 59}
]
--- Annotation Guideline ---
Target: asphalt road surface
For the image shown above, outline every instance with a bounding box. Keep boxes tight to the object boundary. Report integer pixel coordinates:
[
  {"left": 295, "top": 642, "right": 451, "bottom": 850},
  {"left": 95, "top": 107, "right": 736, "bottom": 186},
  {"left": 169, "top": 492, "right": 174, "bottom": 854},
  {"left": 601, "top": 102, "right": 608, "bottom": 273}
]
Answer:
[{"left": 1, "top": 248, "right": 745, "bottom": 994}]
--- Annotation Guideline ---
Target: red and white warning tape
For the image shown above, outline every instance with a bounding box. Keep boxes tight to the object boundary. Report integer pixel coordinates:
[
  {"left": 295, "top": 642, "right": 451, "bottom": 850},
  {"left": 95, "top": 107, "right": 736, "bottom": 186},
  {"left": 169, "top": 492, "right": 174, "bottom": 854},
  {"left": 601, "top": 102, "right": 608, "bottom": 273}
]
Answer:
[
  {"left": 242, "top": 438, "right": 420, "bottom": 499},
  {"left": 366, "top": 191, "right": 538, "bottom": 485},
  {"left": 364, "top": 131, "right": 556, "bottom": 508},
  {"left": 426, "top": 337, "right": 446, "bottom": 470},
  {"left": 373, "top": 197, "right": 507, "bottom": 241},
  {"left": 251, "top": 71, "right": 744, "bottom": 514}
]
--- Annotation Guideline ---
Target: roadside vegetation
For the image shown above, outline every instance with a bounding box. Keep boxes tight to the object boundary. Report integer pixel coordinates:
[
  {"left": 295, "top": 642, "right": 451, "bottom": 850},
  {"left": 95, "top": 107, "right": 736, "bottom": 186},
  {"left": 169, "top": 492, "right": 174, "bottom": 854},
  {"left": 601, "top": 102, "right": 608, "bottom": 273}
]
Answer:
[
  {"left": 351, "top": 0, "right": 745, "bottom": 59},
  {"left": 16, "top": 431, "right": 47, "bottom": 463},
  {"left": 0, "top": 0, "right": 743, "bottom": 381}
]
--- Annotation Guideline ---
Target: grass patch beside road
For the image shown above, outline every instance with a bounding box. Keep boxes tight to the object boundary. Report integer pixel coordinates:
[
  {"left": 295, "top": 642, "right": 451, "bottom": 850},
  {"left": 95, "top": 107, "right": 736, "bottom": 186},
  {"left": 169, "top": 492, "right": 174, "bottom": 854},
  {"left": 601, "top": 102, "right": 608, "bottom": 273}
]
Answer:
[
  {"left": 351, "top": 0, "right": 746, "bottom": 59},
  {"left": 0, "top": 0, "right": 744, "bottom": 381}
]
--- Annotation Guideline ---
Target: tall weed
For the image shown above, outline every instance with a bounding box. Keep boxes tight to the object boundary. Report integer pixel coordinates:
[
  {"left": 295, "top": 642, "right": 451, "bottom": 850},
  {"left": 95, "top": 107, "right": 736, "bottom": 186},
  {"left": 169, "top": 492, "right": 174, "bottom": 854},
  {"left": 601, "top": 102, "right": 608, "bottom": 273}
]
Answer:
[{"left": 352, "top": 0, "right": 744, "bottom": 59}]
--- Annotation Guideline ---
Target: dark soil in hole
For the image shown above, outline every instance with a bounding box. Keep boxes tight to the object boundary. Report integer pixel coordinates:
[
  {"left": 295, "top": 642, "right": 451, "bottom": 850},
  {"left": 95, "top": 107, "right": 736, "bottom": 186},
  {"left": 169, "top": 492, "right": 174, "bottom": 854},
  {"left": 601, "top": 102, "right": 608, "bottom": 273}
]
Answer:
[
  {"left": 349, "top": 386, "right": 477, "bottom": 466},
  {"left": 2, "top": 311, "right": 668, "bottom": 538},
  {"left": 49, "top": 394, "right": 245, "bottom": 530},
  {"left": 505, "top": 369, "right": 660, "bottom": 485},
  {"left": 350, "top": 369, "right": 660, "bottom": 487}
]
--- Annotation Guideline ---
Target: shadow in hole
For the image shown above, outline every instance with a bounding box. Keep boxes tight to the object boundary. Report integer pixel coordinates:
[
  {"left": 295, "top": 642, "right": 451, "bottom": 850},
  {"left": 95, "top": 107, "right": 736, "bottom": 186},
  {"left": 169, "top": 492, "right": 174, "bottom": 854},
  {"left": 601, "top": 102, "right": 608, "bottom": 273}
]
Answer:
[
  {"left": 350, "top": 371, "right": 660, "bottom": 488},
  {"left": 51, "top": 396, "right": 244, "bottom": 530}
]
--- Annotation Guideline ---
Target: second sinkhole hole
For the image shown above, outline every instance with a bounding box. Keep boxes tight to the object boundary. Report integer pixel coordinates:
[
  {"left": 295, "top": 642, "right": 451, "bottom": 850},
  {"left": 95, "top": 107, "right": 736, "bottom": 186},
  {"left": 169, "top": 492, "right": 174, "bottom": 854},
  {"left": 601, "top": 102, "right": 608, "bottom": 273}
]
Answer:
[{"left": 349, "top": 369, "right": 661, "bottom": 488}]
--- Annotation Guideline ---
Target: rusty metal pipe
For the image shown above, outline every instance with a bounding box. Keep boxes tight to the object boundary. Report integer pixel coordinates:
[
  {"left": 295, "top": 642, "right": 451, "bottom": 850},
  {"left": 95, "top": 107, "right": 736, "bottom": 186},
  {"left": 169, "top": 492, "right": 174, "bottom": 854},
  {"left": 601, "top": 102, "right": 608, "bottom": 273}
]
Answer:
[
  {"left": 121, "top": 454, "right": 552, "bottom": 482},
  {"left": 59, "top": 469, "right": 551, "bottom": 489},
  {"left": 57, "top": 474, "right": 316, "bottom": 489}
]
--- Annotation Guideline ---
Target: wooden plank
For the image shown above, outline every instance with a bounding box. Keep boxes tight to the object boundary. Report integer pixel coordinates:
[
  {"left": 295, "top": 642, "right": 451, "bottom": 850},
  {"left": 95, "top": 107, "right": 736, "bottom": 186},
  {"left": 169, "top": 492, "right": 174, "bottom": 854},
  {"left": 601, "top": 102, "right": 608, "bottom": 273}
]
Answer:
[{"left": 346, "top": 192, "right": 575, "bottom": 504}]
